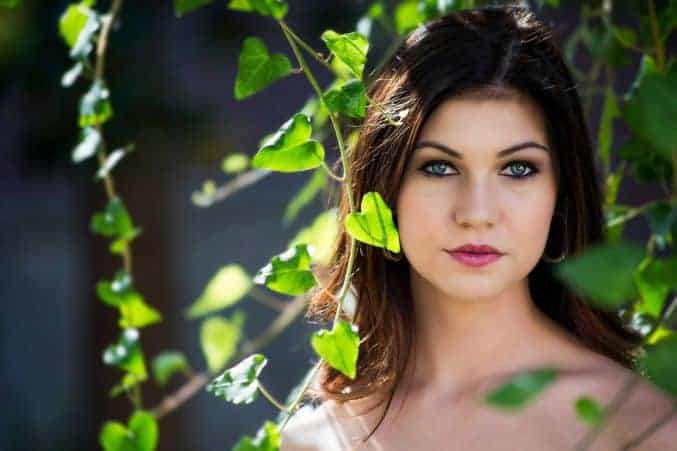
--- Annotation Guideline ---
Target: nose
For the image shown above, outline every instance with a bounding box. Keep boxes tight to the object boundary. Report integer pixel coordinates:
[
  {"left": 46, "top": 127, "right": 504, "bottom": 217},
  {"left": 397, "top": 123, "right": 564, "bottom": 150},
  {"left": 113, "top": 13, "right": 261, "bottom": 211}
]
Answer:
[{"left": 452, "top": 179, "right": 498, "bottom": 229}]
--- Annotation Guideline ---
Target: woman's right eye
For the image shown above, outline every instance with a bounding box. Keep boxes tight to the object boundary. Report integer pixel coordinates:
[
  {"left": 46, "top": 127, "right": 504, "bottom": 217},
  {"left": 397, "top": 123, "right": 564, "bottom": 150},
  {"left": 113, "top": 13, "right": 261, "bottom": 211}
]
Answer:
[{"left": 419, "top": 160, "right": 456, "bottom": 177}]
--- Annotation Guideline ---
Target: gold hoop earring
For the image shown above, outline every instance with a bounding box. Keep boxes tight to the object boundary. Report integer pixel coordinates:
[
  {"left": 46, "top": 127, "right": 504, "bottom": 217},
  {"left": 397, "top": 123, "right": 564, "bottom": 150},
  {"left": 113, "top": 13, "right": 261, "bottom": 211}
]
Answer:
[{"left": 541, "top": 207, "right": 568, "bottom": 263}]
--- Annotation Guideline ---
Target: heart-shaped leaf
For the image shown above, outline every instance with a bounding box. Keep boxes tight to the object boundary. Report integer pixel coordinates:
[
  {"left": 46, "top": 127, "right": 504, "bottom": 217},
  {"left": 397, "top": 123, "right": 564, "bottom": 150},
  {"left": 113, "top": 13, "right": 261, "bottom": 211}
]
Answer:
[
  {"left": 253, "top": 243, "right": 317, "bottom": 295},
  {"left": 324, "top": 79, "right": 367, "bottom": 119},
  {"left": 251, "top": 113, "right": 325, "bottom": 172},
  {"left": 59, "top": 2, "right": 95, "bottom": 49},
  {"left": 80, "top": 79, "right": 113, "bottom": 127},
  {"left": 186, "top": 265, "right": 252, "bottom": 319},
  {"left": 201, "top": 310, "right": 245, "bottom": 373},
  {"left": 102, "top": 328, "right": 148, "bottom": 379},
  {"left": 207, "top": 353, "right": 268, "bottom": 404},
  {"left": 575, "top": 396, "right": 605, "bottom": 426},
  {"left": 553, "top": 241, "right": 645, "bottom": 310},
  {"left": 90, "top": 197, "right": 140, "bottom": 240},
  {"left": 99, "top": 410, "right": 158, "bottom": 451},
  {"left": 345, "top": 191, "right": 400, "bottom": 253},
  {"left": 118, "top": 292, "right": 162, "bottom": 329},
  {"left": 234, "top": 36, "right": 293, "bottom": 100},
  {"left": 152, "top": 351, "right": 190, "bottom": 387},
  {"left": 634, "top": 255, "right": 677, "bottom": 319},
  {"left": 483, "top": 368, "right": 558, "bottom": 410},
  {"left": 636, "top": 333, "right": 677, "bottom": 396},
  {"left": 311, "top": 320, "right": 360, "bottom": 379},
  {"left": 320, "top": 30, "right": 369, "bottom": 79},
  {"left": 228, "top": 0, "right": 288, "bottom": 19},
  {"left": 232, "top": 420, "right": 281, "bottom": 451}
]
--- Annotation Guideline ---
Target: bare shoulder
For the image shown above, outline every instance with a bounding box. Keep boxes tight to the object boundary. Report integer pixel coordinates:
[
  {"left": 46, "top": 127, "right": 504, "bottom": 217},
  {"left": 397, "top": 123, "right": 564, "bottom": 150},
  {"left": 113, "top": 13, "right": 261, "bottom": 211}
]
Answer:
[
  {"left": 561, "top": 357, "right": 677, "bottom": 450},
  {"left": 279, "top": 402, "right": 345, "bottom": 451}
]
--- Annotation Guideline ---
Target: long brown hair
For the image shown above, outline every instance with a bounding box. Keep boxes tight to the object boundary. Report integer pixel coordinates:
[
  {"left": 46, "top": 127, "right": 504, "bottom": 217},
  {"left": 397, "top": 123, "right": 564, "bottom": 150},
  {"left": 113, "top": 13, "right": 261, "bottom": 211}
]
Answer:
[{"left": 303, "top": 4, "right": 644, "bottom": 441}]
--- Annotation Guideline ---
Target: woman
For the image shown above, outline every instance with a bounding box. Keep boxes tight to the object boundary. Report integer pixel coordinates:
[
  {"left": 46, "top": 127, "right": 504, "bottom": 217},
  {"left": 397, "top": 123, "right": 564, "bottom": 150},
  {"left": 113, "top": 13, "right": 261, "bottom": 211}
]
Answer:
[{"left": 281, "top": 4, "right": 676, "bottom": 450}]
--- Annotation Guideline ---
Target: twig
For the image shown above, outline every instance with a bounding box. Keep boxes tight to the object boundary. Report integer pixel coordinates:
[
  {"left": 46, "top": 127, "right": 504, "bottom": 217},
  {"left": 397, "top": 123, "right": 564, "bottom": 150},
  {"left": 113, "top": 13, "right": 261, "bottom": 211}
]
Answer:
[
  {"left": 151, "top": 292, "right": 310, "bottom": 420},
  {"left": 620, "top": 403, "right": 677, "bottom": 450}
]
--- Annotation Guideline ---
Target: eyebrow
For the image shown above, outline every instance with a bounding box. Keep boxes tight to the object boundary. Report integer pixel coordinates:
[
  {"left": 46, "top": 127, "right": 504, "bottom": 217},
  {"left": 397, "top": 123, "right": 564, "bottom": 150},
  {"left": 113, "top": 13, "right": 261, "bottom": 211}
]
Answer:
[{"left": 413, "top": 140, "right": 550, "bottom": 159}]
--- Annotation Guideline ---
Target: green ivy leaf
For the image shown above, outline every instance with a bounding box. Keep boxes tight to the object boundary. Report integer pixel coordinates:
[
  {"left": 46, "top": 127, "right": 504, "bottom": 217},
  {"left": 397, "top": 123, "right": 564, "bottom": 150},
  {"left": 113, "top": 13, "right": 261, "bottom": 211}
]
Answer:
[
  {"left": 207, "top": 353, "right": 268, "bottom": 404},
  {"left": 59, "top": 2, "right": 95, "bottom": 49},
  {"left": 186, "top": 265, "right": 252, "bottom": 319},
  {"left": 575, "top": 396, "right": 604, "bottom": 426},
  {"left": 70, "top": 11, "right": 99, "bottom": 60},
  {"left": 232, "top": 420, "right": 281, "bottom": 451},
  {"left": 200, "top": 311, "right": 245, "bottom": 373},
  {"left": 96, "top": 269, "right": 133, "bottom": 307},
  {"left": 79, "top": 79, "right": 113, "bottom": 127},
  {"left": 553, "top": 241, "right": 645, "bottom": 310},
  {"left": 90, "top": 197, "right": 140, "bottom": 240},
  {"left": 393, "top": 0, "right": 425, "bottom": 35},
  {"left": 288, "top": 208, "right": 339, "bottom": 267},
  {"left": 311, "top": 320, "right": 360, "bottom": 380},
  {"left": 72, "top": 126, "right": 101, "bottom": 163},
  {"left": 152, "top": 351, "right": 190, "bottom": 387},
  {"left": 483, "top": 368, "right": 558, "bottom": 410},
  {"left": 623, "top": 55, "right": 677, "bottom": 158},
  {"left": 222, "top": 152, "right": 250, "bottom": 174},
  {"left": 99, "top": 410, "right": 158, "bottom": 451},
  {"left": 173, "top": 0, "right": 213, "bottom": 17},
  {"left": 636, "top": 333, "right": 677, "bottom": 396},
  {"left": 251, "top": 113, "right": 325, "bottom": 172},
  {"left": 253, "top": 243, "right": 317, "bottom": 296},
  {"left": 617, "top": 135, "right": 673, "bottom": 184},
  {"left": 227, "top": 0, "right": 288, "bottom": 20},
  {"left": 324, "top": 79, "right": 367, "bottom": 119},
  {"left": 102, "top": 328, "right": 148, "bottom": 379},
  {"left": 119, "top": 292, "right": 163, "bottom": 329},
  {"left": 634, "top": 255, "right": 677, "bottom": 319},
  {"left": 345, "top": 191, "right": 400, "bottom": 253},
  {"left": 283, "top": 168, "right": 327, "bottom": 226},
  {"left": 320, "top": 30, "right": 369, "bottom": 79},
  {"left": 234, "top": 36, "right": 293, "bottom": 100},
  {"left": 62, "top": 61, "right": 84, "bottom": 87}
]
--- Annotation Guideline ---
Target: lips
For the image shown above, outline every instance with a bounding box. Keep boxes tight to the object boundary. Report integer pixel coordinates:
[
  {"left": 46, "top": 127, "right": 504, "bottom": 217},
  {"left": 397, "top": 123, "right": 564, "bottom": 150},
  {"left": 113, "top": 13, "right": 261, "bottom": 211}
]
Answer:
[{"left": 449, "top": 244, "right": 503, "bottom": 255}]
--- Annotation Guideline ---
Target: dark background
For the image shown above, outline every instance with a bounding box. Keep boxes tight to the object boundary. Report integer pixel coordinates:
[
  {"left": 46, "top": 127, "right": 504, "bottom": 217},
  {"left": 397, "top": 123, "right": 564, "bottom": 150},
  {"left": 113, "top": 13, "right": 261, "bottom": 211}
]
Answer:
[{"left": 0, "top": 1, "right": 666, "bottom": 450}]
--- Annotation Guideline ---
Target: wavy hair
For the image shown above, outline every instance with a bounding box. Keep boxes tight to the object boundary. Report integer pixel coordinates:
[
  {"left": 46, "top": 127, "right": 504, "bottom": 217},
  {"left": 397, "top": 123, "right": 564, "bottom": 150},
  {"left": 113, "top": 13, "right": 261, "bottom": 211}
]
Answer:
[{"left": 303, "top": 4, "right": 644, "bottom": 442}]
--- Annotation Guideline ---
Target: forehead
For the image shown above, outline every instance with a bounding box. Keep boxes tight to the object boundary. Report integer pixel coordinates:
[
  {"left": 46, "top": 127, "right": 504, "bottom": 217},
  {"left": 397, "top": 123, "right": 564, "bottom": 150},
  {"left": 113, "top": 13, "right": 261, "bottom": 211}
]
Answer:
[{"left": 416, "top": 96, "right": 549, "bottom": 153}]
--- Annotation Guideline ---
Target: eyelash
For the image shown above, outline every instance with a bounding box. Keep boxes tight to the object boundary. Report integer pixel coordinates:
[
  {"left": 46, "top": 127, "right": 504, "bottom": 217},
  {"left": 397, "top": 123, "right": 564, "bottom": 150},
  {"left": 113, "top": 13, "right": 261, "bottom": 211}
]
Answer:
[{"left": 419, "top": 159, "right": 540, "bottom": 179}]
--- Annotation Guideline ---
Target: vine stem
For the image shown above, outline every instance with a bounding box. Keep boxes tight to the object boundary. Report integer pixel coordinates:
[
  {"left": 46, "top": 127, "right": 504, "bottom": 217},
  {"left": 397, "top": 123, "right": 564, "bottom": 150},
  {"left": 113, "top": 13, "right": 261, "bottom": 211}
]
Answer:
[
  {"left": 574, "top": 373, "right": 642, "bottom": 451},
  {"left": 277, "top": 18, "right": 362, "bottom": 431},
  {"left": 257, "top": 381, "right": 289, "bottom": 412},
  {"left": 620, "top": 404, "right": 677, "bottom": 450},
  {"left": 151, "top": 291, "right": 310, "bottom": 420},
  {"left": 647, "top": 0, "right": 666, "bottom": 72}
]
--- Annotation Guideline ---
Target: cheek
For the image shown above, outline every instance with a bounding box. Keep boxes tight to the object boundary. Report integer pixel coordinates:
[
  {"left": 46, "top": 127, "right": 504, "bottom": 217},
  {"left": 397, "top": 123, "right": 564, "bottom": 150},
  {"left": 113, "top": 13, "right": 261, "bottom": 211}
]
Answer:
[{"left": 395, "top": 181, "right": 446, "bottom": 253}]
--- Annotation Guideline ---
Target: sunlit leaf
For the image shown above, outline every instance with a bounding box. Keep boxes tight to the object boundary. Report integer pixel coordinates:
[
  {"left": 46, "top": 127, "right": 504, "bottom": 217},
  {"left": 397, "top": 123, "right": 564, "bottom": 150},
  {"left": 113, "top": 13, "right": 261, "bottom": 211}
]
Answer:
[
  {"left": 207, "top": 353, "right": 268, "bottom": 404},
  {"left": 253, "top": 244, "right": 317, "bottom": 295},
  {"left": 234, "top": 36, "right": 293, "bottom": 100},
  {"left": 186, "top": 265, "right": 252, "bottom": 319},
  {"left": 311, "top": 320, "right": 360, "bottom": 379},
  {"left": 288, "top": 208, "right": 339, "bottom": 267},
  {"left": 345, "top": 191, "right": 400, "bottom": 253},
  {"left": 99, "top": 410, "right": 158, "bottom": 451},
  {"left": 232, "top": 420, "right": 281, "bottom": 451},
  {"left": 79, "top": 79, "right": 113, "bottom": 127},
  {"left": 320, "top": 30, "right": 369, "bottom": 79},
  {"left": 228, "top": 0, "right": 287, "bottom": 19},
  {"left": 200, "top": 311, "right": 245, "bottom": 373},
  {"left": 251, "top": 113, "right": 325, "bottom": 172}
]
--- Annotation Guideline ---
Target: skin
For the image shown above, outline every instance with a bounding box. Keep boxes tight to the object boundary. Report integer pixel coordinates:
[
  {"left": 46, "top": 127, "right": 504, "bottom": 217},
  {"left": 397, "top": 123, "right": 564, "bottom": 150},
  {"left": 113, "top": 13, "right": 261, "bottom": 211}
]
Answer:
[{"left": 280, "top": 93, "right": 677, "bottom": 450}]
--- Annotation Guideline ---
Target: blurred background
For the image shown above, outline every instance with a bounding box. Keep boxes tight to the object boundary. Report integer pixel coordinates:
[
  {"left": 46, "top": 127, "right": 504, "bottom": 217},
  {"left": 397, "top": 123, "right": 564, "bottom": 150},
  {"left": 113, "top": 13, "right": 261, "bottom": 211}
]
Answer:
[{"left": 0, "top": 1, "right": 670, "bottom": 450}]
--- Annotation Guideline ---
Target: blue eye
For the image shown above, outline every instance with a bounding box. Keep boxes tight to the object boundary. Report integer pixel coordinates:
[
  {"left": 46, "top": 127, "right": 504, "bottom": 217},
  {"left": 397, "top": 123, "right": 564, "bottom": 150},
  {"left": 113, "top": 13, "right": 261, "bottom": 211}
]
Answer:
[{"left": 419, "top": 159, "right": 539, "bottom": 179}]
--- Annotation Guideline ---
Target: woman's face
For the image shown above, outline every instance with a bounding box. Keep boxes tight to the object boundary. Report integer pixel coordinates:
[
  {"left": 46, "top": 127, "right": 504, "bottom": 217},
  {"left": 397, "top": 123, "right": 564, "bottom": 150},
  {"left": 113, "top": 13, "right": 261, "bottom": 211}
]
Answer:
[{"left": 396, "top": 94, "right": 558, "bottom": 303}]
